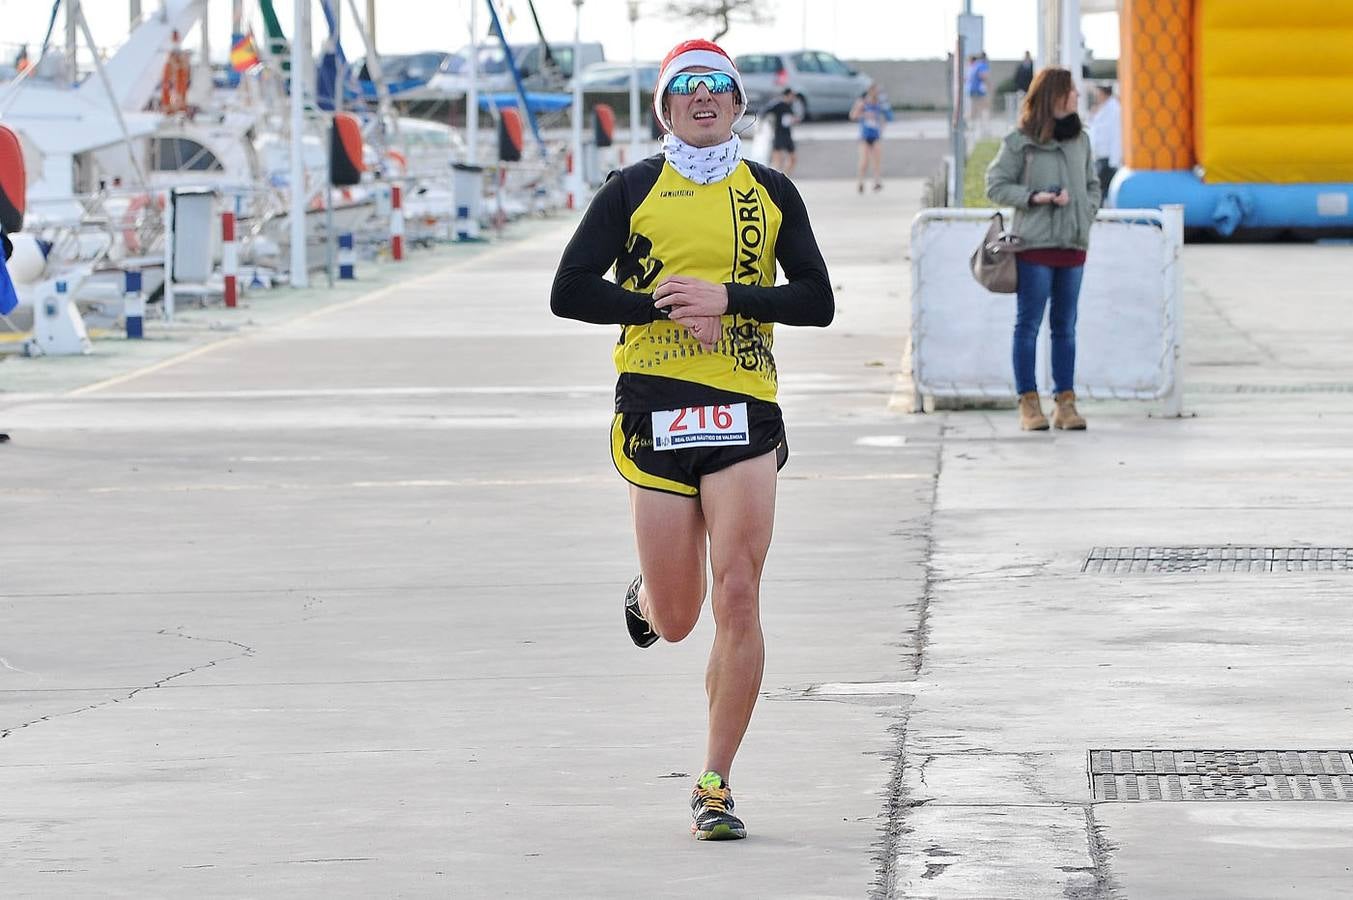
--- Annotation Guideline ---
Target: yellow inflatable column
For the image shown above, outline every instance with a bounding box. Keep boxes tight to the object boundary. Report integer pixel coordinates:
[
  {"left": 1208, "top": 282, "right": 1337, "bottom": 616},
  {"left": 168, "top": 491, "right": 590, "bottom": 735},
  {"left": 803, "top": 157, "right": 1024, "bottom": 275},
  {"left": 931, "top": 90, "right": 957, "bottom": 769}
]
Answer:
[
  {"left": 1195, "top": 0, "right": 1353, "bottom": 183},
  {"left": 1119, "top": 0, "right": 1194, "bottom": 170}
]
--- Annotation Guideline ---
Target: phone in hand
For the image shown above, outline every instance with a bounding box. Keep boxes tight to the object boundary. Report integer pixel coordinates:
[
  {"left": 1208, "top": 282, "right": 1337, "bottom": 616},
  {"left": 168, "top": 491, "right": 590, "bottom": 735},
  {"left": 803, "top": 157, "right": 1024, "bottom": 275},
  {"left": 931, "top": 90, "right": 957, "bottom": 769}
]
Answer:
[{"left": 1045, "top": 185, "right": 1062, "bottom": 194}]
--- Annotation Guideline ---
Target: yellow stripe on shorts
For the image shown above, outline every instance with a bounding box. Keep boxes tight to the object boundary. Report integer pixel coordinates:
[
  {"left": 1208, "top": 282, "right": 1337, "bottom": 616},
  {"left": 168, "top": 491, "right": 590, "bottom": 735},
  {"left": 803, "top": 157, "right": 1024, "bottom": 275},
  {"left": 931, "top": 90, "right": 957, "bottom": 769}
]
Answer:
[{"left": 610, "top": 414, "right": 698, "bottom": 497}]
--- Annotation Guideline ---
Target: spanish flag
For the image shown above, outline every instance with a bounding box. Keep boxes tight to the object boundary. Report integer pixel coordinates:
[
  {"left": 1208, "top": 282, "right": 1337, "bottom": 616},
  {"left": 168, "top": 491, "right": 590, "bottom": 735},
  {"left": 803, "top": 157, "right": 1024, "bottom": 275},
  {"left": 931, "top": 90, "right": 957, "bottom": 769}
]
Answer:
[{"left": 230, "top": 32, "right": 261, "bottom": 73}]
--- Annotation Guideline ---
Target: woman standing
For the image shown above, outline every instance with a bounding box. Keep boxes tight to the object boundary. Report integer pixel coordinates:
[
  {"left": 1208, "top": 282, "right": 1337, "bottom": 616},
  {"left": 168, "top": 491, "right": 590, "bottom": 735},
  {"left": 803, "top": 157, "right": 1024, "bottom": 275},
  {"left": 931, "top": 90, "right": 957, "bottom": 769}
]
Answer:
[
  {"left": 985, "top": 67, "right": 1101, "bottom": 431},
  {"left": 849, "top": 84, "right": 892, "bottom": 193}
]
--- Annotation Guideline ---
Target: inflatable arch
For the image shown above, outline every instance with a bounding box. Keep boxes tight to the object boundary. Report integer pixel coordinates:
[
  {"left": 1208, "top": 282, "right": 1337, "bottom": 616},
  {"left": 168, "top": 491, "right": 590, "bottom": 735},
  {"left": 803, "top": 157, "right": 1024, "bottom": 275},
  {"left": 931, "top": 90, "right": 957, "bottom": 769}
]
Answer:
[{"left": 1112, "top": 0, "right": 1353, "bottom": 234}]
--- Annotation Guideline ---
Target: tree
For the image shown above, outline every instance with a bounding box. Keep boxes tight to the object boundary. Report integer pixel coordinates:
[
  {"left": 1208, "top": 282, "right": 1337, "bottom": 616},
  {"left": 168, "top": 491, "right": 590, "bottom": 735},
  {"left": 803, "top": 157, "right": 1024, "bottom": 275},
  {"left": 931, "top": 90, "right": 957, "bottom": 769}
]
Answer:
[{"left": 662, "top": 0, "right": 770, "bottom": 43}]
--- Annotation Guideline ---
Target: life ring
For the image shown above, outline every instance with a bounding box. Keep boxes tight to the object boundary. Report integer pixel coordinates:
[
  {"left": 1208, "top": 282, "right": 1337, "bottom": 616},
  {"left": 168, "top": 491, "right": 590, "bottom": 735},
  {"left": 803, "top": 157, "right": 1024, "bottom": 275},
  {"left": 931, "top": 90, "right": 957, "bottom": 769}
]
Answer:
[
  {"left": 121, "top": 193, "right": 165, "bottom": 255},
  {"left": 383, "top": 149, "right": 407, "bottom": 177}
]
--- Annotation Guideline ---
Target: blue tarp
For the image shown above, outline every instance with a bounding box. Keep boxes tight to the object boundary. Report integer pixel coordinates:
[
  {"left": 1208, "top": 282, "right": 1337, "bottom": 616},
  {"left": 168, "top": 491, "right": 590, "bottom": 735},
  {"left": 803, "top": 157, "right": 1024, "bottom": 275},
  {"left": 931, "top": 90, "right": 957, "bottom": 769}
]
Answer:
[
  {"left": 351, "top": 78, "right": 429, "bottom": 99},
  {"left": 477, "top": 92, "right": 572, "bottom": 113},
  {"left": 0, "top": 236, "right": 19, "bottom": 316}
]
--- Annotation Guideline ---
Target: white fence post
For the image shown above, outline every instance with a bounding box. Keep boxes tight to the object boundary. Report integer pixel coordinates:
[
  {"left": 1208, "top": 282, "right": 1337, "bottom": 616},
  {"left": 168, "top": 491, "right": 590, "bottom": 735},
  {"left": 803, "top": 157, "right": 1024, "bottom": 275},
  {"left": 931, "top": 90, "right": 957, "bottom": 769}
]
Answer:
[{"left": 1158, "top": 203, "right": 1186, "bottom": 418}]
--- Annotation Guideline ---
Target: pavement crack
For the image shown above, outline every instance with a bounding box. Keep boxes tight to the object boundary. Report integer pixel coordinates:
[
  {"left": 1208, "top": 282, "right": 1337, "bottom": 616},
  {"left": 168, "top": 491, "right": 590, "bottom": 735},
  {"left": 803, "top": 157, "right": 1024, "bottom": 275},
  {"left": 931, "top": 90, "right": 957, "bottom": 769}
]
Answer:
[
  {"left": 0, "top": 628, "right": 255, "bottom": 743},
  {"left": 1063, "top": 805, "right": 1122, "bottom": 899},
  {"left": 870, "top": 419, "right": 945, "bottom": 899},
  {"left": 1192, "top": 279, "right": 1279, "bottom": 366}
]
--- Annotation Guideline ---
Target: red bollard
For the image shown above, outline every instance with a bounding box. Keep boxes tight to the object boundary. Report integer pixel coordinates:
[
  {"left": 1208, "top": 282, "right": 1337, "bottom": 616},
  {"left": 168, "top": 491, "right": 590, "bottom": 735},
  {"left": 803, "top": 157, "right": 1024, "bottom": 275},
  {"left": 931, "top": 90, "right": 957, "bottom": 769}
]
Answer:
[
  {"left": 222, "top": 210, "right": 237, "bottom": 308},
  {"left": 565, "top": 151, "right": 575, "bottom": 210},
  {"left": 391, "top": 184, "right": 404, "bottom": 261}
]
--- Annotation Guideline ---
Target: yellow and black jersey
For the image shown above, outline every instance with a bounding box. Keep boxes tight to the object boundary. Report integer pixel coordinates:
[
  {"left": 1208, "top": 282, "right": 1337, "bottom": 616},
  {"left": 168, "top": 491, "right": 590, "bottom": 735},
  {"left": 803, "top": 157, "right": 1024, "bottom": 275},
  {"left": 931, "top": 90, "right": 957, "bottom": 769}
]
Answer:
[{"left": 550, "top": 155, "right": 833, "bottom": 413}]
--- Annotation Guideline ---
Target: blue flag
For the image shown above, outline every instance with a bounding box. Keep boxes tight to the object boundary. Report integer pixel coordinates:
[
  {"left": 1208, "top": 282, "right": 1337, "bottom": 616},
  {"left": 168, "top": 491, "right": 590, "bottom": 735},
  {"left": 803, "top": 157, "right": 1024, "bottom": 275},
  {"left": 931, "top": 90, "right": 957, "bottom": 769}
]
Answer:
[{"left": 0, "top": 235, "right": 19, "bottom": 316}]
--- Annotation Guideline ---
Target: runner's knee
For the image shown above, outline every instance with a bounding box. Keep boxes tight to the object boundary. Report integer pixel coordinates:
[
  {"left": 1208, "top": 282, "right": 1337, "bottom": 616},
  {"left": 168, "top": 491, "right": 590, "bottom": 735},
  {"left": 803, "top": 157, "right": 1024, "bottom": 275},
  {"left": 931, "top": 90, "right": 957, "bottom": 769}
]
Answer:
[
  {"left": 646, "top": 580, "right": 705, "bottom": 641},
  {"left": 711, "top": 569, "right": 760, "bottom": 631}
]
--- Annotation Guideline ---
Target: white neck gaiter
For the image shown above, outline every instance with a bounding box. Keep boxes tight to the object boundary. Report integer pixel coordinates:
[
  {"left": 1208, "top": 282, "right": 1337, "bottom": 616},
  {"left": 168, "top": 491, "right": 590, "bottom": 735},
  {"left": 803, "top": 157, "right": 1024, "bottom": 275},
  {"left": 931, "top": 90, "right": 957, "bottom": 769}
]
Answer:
[{"left": 661, "top": 133, "right": 743, "bottom": 185}]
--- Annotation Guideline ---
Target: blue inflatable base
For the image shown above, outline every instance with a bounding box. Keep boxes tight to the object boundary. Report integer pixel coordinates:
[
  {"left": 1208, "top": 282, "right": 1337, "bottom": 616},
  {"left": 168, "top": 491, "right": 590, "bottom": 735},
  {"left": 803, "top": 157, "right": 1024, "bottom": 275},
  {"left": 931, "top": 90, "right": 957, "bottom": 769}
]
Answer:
[{"left": 1110, "top": 170, "right": 1353, "bottom": 236}]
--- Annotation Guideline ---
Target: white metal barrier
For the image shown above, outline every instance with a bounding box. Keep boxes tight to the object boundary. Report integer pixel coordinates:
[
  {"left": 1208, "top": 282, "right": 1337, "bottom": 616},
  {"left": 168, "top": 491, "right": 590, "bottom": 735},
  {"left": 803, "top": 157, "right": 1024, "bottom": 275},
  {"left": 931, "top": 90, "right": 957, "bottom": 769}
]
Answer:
[{"left": 908, "top": 205, "right": 1184, "bottom": 415}]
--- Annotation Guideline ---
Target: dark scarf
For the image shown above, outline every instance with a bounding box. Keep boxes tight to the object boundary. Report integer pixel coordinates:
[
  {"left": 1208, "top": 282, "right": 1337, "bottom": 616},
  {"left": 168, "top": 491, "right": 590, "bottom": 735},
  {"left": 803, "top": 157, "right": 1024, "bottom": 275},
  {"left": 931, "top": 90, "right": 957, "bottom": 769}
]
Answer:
[{"left": 1053, "top": 113, "right": 1083, "bottom": 142}]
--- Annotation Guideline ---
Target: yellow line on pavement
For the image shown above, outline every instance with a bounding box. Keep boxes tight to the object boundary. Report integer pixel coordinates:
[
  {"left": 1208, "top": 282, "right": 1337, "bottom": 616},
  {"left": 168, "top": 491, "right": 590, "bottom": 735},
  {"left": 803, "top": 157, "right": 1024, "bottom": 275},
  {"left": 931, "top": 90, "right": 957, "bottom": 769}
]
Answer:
[
  {"left": 67, "top": 336, "right": 248, "bottom": 397},
  {"left": 66, "top": 235, "right": 548, "bottom": 399}
]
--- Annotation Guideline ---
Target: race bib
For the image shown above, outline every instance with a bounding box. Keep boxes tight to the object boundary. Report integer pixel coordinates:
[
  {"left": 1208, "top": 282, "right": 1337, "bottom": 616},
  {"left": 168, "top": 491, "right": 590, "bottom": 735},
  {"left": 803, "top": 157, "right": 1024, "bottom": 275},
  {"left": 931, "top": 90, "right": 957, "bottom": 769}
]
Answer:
[{"left": 651, "top": 403, "right": 750, "bottom": 450}]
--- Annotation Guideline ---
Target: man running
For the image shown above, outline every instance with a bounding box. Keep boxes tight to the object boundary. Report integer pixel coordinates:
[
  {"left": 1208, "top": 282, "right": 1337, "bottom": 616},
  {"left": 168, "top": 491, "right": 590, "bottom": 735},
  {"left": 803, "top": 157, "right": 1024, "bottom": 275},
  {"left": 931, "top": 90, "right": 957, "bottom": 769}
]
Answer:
[
  {"left": 763, "top": 86, "right": 800, "bottom": 175},
  {"left": 550, "top": 39, "right": 833, "bottom": 841}
]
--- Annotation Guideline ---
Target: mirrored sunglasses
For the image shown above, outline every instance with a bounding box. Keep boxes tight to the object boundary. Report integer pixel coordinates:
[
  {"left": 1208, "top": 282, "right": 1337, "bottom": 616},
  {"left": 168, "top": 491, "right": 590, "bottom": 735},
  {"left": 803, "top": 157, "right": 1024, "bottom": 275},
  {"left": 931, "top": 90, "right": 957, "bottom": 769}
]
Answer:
[{"left": 666, "top": 71, "right": 737, "bottom": 96}]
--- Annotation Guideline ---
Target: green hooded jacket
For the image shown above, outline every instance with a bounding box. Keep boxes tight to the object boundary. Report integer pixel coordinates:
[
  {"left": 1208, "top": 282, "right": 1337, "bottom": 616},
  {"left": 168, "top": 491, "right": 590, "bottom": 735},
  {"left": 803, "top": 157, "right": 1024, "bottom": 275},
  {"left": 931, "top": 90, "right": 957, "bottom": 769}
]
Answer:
[{"left": 984, "top": 126, "right": 1102, "bottom": 251}]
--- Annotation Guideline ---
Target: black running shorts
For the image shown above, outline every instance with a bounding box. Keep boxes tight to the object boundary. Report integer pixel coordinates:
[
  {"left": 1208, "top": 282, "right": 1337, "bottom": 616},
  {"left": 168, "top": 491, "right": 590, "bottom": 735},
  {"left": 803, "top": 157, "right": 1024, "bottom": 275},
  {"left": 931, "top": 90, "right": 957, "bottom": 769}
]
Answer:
[{"left": 610, "top": 400, "right": 789, "bottom": 497}]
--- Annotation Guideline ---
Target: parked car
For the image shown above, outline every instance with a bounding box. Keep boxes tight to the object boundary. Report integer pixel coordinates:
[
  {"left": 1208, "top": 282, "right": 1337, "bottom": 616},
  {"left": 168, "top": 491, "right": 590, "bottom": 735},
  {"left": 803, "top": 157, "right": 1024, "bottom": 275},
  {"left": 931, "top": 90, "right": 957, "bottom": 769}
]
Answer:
[
  {"left": 734, "top": 50, "right": 872, "bottom": 120},
  {"left": 519, "top": 41, "right": 605, "bottom": 86},
  {"left": 356, "top": 51, "right": 460, "bottom": 87},
  {"left": 427, "top": 42, "right": 605, "bottom": 96},
  {"left": 575, "top": 61, "right": 661, "bottom": 93}
]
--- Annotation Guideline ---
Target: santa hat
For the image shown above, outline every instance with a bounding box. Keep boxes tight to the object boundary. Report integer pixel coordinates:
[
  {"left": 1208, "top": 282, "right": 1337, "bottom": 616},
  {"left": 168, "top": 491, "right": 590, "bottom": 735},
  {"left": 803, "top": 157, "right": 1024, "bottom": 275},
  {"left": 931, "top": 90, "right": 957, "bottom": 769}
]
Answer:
[{"left": 653, "top": 39, "right": 746, "bottom": 131}]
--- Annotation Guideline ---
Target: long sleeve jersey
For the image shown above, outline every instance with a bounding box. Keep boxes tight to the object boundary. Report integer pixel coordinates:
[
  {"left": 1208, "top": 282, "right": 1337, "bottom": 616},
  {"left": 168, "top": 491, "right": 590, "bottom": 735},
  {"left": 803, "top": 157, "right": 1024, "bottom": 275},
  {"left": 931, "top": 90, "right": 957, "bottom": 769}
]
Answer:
[{"left": 550, "top": 154, "right": 833, "bottom": 413}]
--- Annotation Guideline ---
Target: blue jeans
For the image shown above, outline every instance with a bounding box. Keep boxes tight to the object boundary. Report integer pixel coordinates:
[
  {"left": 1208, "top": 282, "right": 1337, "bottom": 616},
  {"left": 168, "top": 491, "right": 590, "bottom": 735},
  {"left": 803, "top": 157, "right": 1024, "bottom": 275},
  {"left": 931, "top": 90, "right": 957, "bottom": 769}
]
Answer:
[{"left": 1013, "top": 259, "right": 1084, "bottom": 395}]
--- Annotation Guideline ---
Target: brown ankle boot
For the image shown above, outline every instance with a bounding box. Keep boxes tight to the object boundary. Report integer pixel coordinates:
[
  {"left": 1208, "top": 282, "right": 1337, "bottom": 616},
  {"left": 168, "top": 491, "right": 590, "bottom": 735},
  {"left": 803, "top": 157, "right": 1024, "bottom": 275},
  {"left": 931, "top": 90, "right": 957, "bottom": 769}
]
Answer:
[
  {"left": 1019, "top": 392, "right": 1049, "bottom": 431},
  {"left": 1052, "top": 390, "right": 1087, "bottom": 430}
]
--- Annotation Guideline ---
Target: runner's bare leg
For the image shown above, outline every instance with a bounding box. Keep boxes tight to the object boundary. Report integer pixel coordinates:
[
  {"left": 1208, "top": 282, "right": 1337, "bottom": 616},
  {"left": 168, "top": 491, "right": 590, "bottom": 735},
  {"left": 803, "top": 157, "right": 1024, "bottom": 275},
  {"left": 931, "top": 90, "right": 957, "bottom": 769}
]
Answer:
[
  {"left": 630, "top": 486, "right": 707, "bottom": 642},
  {"left": 697, "top": 451, "right": 777, "bottom": 779}
]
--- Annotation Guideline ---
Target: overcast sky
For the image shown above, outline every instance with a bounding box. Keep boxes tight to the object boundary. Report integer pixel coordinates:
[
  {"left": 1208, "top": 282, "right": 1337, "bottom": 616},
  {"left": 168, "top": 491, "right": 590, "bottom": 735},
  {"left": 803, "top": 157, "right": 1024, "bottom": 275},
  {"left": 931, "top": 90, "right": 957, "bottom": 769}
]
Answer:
[{"left": 1, "top": 1, "right": 1120, "bottom": 64}]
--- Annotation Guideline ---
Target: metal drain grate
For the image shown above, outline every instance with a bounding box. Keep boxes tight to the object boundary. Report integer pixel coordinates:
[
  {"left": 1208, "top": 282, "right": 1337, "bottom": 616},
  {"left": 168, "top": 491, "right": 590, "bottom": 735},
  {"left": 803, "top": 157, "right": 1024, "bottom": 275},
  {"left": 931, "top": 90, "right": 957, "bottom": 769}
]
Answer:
[
  {"left": 1189, "top": 383, "right": 1353, "bottom": 394},
  {"left": 1083, "top": 546, "right": 1352, "bottom": 574},
  {"left": 1091, "top": 750, "right": 1353, "bottom": 801}
]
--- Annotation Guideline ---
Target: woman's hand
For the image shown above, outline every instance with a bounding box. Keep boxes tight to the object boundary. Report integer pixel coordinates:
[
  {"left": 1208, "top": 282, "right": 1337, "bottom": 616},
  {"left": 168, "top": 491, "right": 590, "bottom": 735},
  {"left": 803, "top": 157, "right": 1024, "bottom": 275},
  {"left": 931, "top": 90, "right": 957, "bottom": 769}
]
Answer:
[
  {"left": 653, "top": 276, "right": 728, "bottom": 320},
  {"left": 1052, "top": 189, "right": 1070, "bottom": 207},
  {"left": 1031, "top": 189, "right": 1071, "bottom": 206},
  {"left": 684, "top": 315, "right": 723, "bottom": 350}
]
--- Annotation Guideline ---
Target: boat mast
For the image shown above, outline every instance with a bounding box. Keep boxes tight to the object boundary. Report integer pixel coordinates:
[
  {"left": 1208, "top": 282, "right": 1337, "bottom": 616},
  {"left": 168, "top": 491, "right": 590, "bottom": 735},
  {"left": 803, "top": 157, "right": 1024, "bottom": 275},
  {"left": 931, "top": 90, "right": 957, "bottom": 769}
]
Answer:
[{"left": 290, "top": 0, "right": 310, "bottom": 287}]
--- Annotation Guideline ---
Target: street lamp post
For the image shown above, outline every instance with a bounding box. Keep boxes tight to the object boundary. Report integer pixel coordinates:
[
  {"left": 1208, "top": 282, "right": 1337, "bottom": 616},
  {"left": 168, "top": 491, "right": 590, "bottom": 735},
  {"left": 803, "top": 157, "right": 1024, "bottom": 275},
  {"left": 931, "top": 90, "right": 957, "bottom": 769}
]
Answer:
[
  {"left": 628, "top": 1, "right": 641, "bottom": 163},
  {"left": 290, "top": 0, "right": 310, "bottom": 288},
  {"left": 467, "top": 0, "right": 479, "bottom": 164},
  {"left": 568, "top": 0, "right": 585, "bottom": 205}
]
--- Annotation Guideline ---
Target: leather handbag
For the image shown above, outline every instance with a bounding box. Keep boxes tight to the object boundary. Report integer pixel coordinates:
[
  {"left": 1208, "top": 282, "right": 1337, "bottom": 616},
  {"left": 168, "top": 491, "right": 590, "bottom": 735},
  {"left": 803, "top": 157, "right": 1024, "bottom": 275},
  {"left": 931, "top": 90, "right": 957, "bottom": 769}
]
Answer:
[
  {"left": 969, "top": 147, "right": 1031, "bottom": 294},
  {"left": 969, "top": 211, "right": 1024, "bottom": 293}
]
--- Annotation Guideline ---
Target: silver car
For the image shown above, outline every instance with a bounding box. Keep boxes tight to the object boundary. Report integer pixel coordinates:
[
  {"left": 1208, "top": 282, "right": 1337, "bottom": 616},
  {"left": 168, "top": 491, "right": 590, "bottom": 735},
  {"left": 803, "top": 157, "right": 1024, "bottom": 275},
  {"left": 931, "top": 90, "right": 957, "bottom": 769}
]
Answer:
[
  {"left": 575, "top": 61, "right": 661, "bottom": 93},
  {"left": 734, "top": 50, "right": 872, "bottom": 120}
]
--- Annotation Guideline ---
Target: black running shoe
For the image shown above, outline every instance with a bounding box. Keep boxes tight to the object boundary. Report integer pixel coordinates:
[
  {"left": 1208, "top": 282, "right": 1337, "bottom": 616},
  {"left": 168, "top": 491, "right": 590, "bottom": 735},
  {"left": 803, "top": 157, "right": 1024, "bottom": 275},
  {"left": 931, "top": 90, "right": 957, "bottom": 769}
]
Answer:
[
  {"left": 625, "top": 574, "right": 658, "bottom": 648},
  {"left": 690, "top": 771, "right": 746, "bottom": 841}
]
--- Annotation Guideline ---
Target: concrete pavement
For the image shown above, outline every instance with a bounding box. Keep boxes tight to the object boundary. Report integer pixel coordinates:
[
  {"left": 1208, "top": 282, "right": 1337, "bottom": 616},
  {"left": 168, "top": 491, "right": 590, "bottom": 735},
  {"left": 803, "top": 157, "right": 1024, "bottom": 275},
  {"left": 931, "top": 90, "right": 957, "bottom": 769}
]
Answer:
[
  {"left": 2, "top": 175, "right": 1352, "bottom": 898},
  {"left": 1, "top": 181, "right": 928, "bottom": 897}
]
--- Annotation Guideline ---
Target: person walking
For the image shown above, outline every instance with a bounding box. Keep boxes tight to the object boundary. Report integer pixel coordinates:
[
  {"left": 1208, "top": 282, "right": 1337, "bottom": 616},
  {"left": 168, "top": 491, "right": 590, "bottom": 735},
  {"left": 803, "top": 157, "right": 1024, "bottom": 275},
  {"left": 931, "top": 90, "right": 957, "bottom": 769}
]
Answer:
[
  {"left": 550, "top": 39, "right": 834, "bottom": 841},
  {"left": 1013, "top": 51, "right": 1034, "bottom": 95},
  {"left": 849, "top": 83, "right": 892, "bottom": 193},
  {"left": 965, "top": 52, "right": 991, "bottom": 134},
  {"left": 1088, "top": 82, "right": 1122, "bottom": 192},
  {"left": 763, "top": 86, "right": 800, "bottom": 175},
  {"left": 985, "top": 66, "right": 1101, "bottom": 431}
]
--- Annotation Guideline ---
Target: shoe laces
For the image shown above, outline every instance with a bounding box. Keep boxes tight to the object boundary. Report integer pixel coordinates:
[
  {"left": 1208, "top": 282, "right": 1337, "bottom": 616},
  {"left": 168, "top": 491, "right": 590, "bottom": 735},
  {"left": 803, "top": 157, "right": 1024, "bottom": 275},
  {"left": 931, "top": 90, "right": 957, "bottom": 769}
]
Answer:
[
  {"left": 695, "top": 784, "right": 729, "bottom": 814},
  {"left": 694, "top": 772, "right": 730, "bottom": 813}
]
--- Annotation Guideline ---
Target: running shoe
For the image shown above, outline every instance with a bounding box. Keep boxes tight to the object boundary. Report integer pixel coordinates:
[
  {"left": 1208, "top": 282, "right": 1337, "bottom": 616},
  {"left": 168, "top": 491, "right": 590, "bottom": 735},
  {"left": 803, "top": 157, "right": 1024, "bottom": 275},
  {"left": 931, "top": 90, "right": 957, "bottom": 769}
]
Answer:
[
  {"left": 690, "top": 771, "right": 746, "bottom": 841},
  {"left": 625, "top": 574, "right": 658, "bottom": 648}
]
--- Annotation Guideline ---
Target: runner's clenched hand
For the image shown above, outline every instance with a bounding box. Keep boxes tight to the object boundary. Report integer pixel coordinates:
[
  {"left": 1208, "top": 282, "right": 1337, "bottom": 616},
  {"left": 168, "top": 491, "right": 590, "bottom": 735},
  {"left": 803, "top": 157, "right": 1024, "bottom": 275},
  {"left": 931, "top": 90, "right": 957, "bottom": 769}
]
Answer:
[
  {"left": 654, "top": 276, "right": 729, "bottom": 320},
  {"left": 684, "top": 315, "right": 722, "bottom": 350}
]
